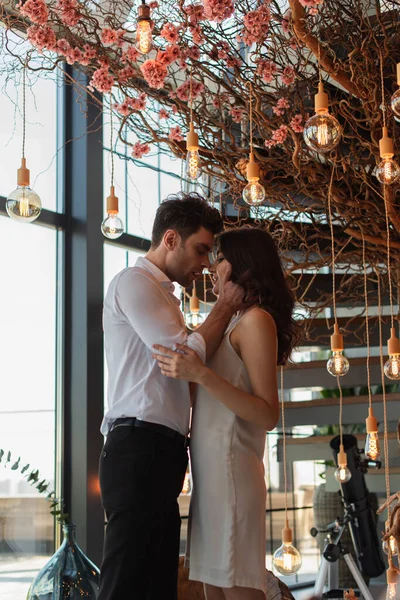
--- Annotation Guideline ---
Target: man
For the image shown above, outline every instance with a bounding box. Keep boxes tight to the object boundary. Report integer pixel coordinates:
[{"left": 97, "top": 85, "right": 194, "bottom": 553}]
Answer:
[{"left": 98, "top": 192, "right": 247, "bottom": 600}]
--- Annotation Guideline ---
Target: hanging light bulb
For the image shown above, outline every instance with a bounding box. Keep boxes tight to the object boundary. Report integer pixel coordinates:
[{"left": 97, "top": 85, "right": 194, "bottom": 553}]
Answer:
[
  {"left": 272, "top": 520, "right": 302, "bottom": 575},
  {"left": 386, "top": 560, "right": 398, "bottom": 600},
  {"left": 186, "top": 122, "right": 202, "bottom": 181},
  {"left": 303, "top": 82, "right": 342, "bottom": 153},
  {"left": 391, "top": 63, "right": 400, "bottom": 121},
  {"left": 101, "top": 186, "right": 124, "bottom": 239},
  {"left": 384, "top": 327, "right": 400, "bottom": 380},
  {"left": 365, "top": 406, "right": 381, "bottom": 461},
  {"left": 242, "top": 152, "right": 266, "bottom": 206},
  {"left": 383, "top": 521, "right": 399, "bottom": 556},
  {"left": 326, "top": 323, "right": 350, "bottom": 377},
  {"left": 6, "top": 157, "right": 42, "bottom": 223},
  {"left": 334, "top": 443, "right": 352, "bottom": 483},
  {"left": 136, "top": 1, "right": 153, "bottom": 55},
  {"left": 185, "top": 284, "right": 204, "bottom": 330},
  {"left": 376, "top": 127, "right": 400, "bottom": 185}
]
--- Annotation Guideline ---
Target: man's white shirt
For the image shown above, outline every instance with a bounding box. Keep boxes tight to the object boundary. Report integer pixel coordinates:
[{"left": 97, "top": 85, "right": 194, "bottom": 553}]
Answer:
[{"left": 101, "top": 256, "right": 206, "bottom": 436}]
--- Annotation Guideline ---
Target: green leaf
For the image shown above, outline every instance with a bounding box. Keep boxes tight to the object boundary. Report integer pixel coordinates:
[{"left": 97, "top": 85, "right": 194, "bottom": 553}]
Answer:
[
  {"left": 21, "top": 463, "right": 30, "bottom": 474},
  {"left": 11, "top": 457, "right": 21, "bottom": 471},
  {"left": 6, "top": 451, "right": 11, "bottom": 465},
  {"left": 0, "top": 449, "right": 4, "bottom": 462}
]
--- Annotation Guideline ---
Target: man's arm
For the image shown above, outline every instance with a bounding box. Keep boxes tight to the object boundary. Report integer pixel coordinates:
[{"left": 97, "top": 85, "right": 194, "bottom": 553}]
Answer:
[{"left": 115, "top": 269, "right": 206, "bottom": 361}]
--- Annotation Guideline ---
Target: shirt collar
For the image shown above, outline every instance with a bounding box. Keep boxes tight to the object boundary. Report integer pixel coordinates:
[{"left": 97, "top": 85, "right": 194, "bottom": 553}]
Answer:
[{"left": 136, "top": 256, "right": 177, "bottom": 298}]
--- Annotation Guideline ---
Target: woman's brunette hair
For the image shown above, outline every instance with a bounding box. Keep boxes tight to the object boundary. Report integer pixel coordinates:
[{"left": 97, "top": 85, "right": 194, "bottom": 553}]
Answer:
[{"left": 216, "top": 227, "right": 299, "bottom": 365}]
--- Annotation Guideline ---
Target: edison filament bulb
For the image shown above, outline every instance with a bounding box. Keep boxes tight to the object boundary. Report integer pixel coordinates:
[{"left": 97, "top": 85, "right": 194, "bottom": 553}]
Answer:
[
  {"left": 272, "top": 522, "right": 302, "bottom": 576},
  {"left": 385, "top": 328, "right": 400, "bottom": 380},
  {"left": 186, "top": 123, "right": 202, "bottom": 181},
  {"left": 186, "top": 286, "right": 203, "bottom": 330},
  {"left": 386, "top": 560, "right": 398, "bottom": 600},
  {"left": 242, "top": 152, "right": 266, "bottom": 206},
  {"left": 383, "top": 530, "right": 398, "bottom": 557},
  {"left": 365, "top": 407, "right": 380, "bottom": 461},
  {"left": 136, "top": 3, "right": 153, "bottom": 55},
  {"left": 101, "top": 213, "right": 124, "bottom": 239},
  {"left": 376, "top": 158, "right": 400, "bottom": 185},
  {"left": 6, "top": 158, "right": 42, "bottom": 223},
  {"left": 391, "top": 64, "right": 400, "bottom": 121},
  {"left": 303, "top": 82, "right": 342, "bottom": 153},
  {"left": 327, "top": 351, "right": 350, "bottom": 377},
  {"left": 334, "top": 465, "right": 352, "bottom": 483}
]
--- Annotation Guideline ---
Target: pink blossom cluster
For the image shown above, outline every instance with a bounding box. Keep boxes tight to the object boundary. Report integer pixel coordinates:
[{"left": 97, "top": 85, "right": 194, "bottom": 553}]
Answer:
[
  {"left": 131, "top": 141, "right": 151, "bottom": 159},
  {"left": 55, "top": 38, "right": 91, "bottom": 65},
  {"left": 265, "top": 125, "right": 288, "bottom": 148},
  {"left": 27, "top": 24, "right": 56, "bottom": 52},
  {"left": 156, "top": 45, "right": 181, "bottom": 67},
  {"left": 281, "top": 66, "right": 295, "bottom": 85},
  {"left": 281, "top": 9, "right": 291, "bottom": 34},
  {"left": 290, "top": 114, "right": 304, "bottom": 133},
  {"left": 101, "top": 28, "right": 125, "bottom": 47},
  {"left": 256, "top": 59, "right": 277, "bottom": 83},
  {"left": 149, "top": 1, "right": 159, "bottom": 8},
  {"left": 190, "top": 24, "right": 205, "bottom": 44},
  {"left": 56, "top": 0, "right": 81, "bottom": 26},
  {"left": 169, "top": 126, "right": 184, "bottom": 142},
  {"left": 298, "top": 0, "right": 323, "bottom": 7},
  {"left": 160, "top": 22, "right": 180, "bottom": 43},
  {"left": 230, "top": 106, "right": 244, "bottom": 123},
  {"left": 89, "top": 67, "right": 115, "bottom": 93},
  {"left": 158, "top": 108, "right": 170, "bottom": 119},
  {"left": 114, "top": 93, "right": 147, "bottom": 116},
  {"left": 117, "top": 65, "right": 137, "bottom": 83},
  {"left": 18, "top": 0, "right": 49, "bottom": 25},
  {"left": 272, "top": 97, "right": 290, "bottom": 116},
  {"left": 241, "top": 5, "right": 272, "bottom": 46},
  {"left": 212, "top": 92, "right": 230, "bottom": 109},
  {"left": 203, "top": 0, "right": 235, "bottom": 23},
  {"left": 140, "top": 59, "right": 168, "bottom": 89},
  {"left": 184, "top": 3, "right": 206, "bottom": 23},
  {"left": 175, "top": 78, "right": 205, "bottom": 102}
]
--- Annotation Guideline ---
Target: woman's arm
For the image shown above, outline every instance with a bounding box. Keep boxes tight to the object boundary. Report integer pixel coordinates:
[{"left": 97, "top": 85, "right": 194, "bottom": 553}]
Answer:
[{"left": 153, "top": 309, "right": 279, "bottom": 431}]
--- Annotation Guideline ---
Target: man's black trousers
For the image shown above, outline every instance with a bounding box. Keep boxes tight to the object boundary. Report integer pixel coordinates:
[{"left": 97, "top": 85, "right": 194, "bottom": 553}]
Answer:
[{"left": 98, "top": 423, "right": 188, "bottom": 600}]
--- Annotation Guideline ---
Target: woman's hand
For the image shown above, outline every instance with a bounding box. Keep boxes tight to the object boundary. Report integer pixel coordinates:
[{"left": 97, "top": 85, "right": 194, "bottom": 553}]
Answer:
[{"left": 152, "top": 343, "right": 208, "bottom": 383}]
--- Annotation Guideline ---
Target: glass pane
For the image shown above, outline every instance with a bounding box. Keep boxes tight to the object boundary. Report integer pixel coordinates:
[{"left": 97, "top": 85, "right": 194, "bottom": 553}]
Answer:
[
  {"left": 0, "top": 216, "right": 57, "bottom": 600},
  {"left": 0, "top": 36, "right": 57, "bottom": 212}
]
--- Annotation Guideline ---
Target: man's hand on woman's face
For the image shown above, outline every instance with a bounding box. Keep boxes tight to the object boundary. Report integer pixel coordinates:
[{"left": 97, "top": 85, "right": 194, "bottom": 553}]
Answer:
[{"left": 216, "top": 264, "right": 258, "bottom": 313}]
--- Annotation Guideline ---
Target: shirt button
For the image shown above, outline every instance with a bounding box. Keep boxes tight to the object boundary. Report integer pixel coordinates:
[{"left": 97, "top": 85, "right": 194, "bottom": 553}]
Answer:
[{"left": 103, "top": 451, "right": 107, "bottom": 458}]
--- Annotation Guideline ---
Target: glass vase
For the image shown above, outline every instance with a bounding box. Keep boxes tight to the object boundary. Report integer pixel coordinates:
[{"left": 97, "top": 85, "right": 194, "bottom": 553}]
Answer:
[{"left": 27, "top": 524, "right": 100, "bottom": 599}]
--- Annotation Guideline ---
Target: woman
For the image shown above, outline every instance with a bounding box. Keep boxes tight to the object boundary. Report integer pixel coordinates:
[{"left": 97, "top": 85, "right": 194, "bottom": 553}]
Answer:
[{"left": 153, "top": 227, "right": 299, "bottom": 600}]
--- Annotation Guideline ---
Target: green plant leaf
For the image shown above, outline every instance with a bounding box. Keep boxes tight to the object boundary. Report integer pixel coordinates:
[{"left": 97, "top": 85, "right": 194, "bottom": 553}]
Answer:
[
  {"left": 0, "top": 449, "right": 4, "bottom": 462},
  {"left": 11, "top": 457, "right": 21, "bottom": 471},
  {"left": 21, "top": 463, "right": 30, "bottom": 474},
  {"left": 6, "top": 452, "right": 11, "bottom": 465}
]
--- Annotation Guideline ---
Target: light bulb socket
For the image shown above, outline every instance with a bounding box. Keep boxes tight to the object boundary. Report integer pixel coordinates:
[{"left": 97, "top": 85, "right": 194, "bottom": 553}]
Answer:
[
  {"left": 186, "top": 122, "right": 199, "bottom": 151},
  {"left": 387, "top": 561, "right": 398, "bottom": 585},
  {"left": 106, "top": 185, "right": 119, "bottom": 214},
  {"left": 189, "top": 286, "right": 200, "bottom": 312},
  {"left": 388, "top": 327, "right": 400, "bottom": 356},
  {"left": 338, "top": 444, "right": 347, "bottom": 468},
  {"left": 17, "top": 157, "right": 30, "bottom": 187},
  {"left": 315, "top": 81, "right": 329, "bottom": 114},
  {"left": 397, "top": 63, "right": 400, "bottom": 87},
  {"left": 366, "top": 407, "right": 378, "bottom": 433},
  {"left": 282, "top": 521, "right": 293, "bottom": 544},
  {"left": 138, "top": 2, "right": 151, "bottom": 21},
  {"left": 246, "top": 152, "right": 260, "bottom": 182},
  {"left": 330, "top": 323, "right": 344, "bottom": 352},
  {"left": 380, "top": 127, "right": 395, "bottom": 159}
]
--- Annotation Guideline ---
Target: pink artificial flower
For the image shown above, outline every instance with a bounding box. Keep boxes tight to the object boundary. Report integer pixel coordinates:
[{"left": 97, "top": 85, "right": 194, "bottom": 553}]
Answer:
[
  {"left": 175, "top": 78, "right": 204, "bottom": 102},
  {"left": 190, "top": 24, "right": 204, "bottom": 44},
  {"left": 27, "top": 24, "right": 57, "bottom": 51},
  {"left": 309, "top": 7, "right": 319, "bottom": 15},
  {"left": 131, "top": 92, "right": 147, "bottom": 110},
  {"left": 122, "top": 46, "right": 139, "bottom": 64},
  {"left": 159, "top": 108, "right": 170, "bottom": 119},
  {"left": 298, "top": 0, "right": 323, "bottom": 6},
  {"left": 56, "top": 0, "right": 81, "bottom": 26},
  {"left": 140, "top": 59, "right": 168, "bottom": 89},
  {"left": 265, "top": 139, "right": 276, "bottom": 148},
  {"left": 160, "top": 22, "right": 180, "bottom": 43},
  {"left": 281, "top": 66, "right": 296, "bottom": 86},
  {"left": 83, "top": 44, "right": 97, "bottom": 61},
  {"left": 272, "top": 97, "right": 290, "bottom": 116},
  {"left": 89, "top": 67, "right": 115, "bottom": 93},
  {"left": 18, "top": 0, "right": 49, "bottom": 25},
  {"left": 242, "top": 5, "right": 271, "bottom": 46},
  {"left": 256, "top": 59, "right": 277, "bottom": 83},
  {"left": 65, "top": 47, "right": 83, "bottom": 65},
  {"left": 281, "top": 9, "right": 291, "bottom": 34},
  {"left": 187, "top": 45, "right": 201, "bottom": 60},
  {"left": 230, "top": 106, "right": 244, "bottom": 123},
  {"left": 290, "top": 114, "right": 304, "bottom": 133},
  {"left": 226, "top": 55, "right": 242, "bottom": 69},
  {"left": 56, "top": 38, "right": 71, "bottom": 55},
  {"left": 184, "top": 3, "right": 206, "bottom": 22},
  {"left": 171, "top": 104, "right": 178, "bottom": 114},
  {"left": 165, "top": 44, "right": 181, "bottom": 64},
  {"left": 203, "top": 0, "right": 234, "bottom": 23},
  {"left": 101, "top": 28, "right": 124, "bottom": 47},
  {"left": 132, "top": 142, "right": 151, "bottom": 159},
  {"left": 149, "top": 1, "right": 159, "bottom": 8},
  {"left": 271, "top": 125, "right": 288, "bottom": 144},
  {"left": 117, "top": 65, "right": 137, "bottom": 83},
  {"left": 114, "top": 101, "right": 133, "bottom": 116},
  {"left": 169, "top": 126, "right": 184, "bottom": 142}
]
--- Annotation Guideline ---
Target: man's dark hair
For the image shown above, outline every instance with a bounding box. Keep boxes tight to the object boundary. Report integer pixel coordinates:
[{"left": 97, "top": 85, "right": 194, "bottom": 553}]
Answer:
[{"left": 151, "top": 192, "right": 223, "bottom": 247}]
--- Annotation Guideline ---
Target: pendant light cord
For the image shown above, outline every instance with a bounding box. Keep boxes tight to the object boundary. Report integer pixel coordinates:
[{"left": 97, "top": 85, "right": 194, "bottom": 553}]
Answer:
[
  {"left": 384, "top": 186, "right": 395, "bottom": 328},
  {"left": 380, "top": 52, "right": 387, "bottom": 129},
  {"left": 110, "top": 92, "right": 114, "bottom": 188},
  {"left": 190, "top": 66, "right": 193, "bottom": 124},
  {"left": 280, "top": 366, "right": 288, "bottom": 525},
  {"left": 22, "top": 60, "right": 26, "bottom": 159},
  {"left": 327, "top": 164, "right": 337, "bottom": 324},
  {"left": 361, "top": 231, "right": 372, "bottom": 409},
  {"left": 245, "top": 81, "right": 254, "bottom": 153},
  {"left": 376, "top": 269, "right": 392, "bottom": 524}
]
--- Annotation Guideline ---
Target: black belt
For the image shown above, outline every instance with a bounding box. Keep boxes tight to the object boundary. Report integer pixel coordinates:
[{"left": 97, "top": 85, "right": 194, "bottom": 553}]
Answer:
[{"left": 109, "top": 417, "right": 189, "bottom": 447}]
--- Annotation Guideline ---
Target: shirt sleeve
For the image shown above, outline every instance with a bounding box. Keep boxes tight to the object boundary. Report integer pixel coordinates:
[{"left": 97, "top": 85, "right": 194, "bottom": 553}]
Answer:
[{"left": 114, "top": 269, "right": 206, "bottom": 363}]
